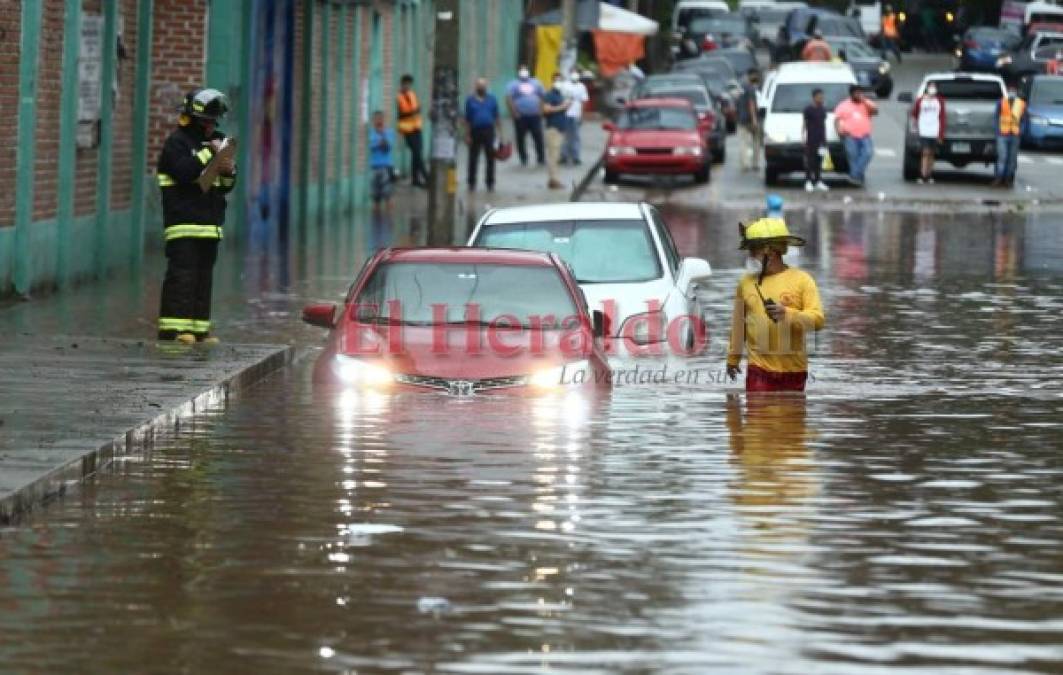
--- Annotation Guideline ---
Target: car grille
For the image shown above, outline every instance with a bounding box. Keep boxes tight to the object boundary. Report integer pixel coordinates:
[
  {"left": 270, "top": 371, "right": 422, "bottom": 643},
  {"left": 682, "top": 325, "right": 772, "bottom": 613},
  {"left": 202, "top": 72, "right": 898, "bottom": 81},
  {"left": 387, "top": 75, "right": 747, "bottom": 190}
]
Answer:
[
  {"left": 394, "top": 373, "right": 528, "bottom": 394},
  {"left": 635, "top": 148, "right": 672, "bottom": 155}
]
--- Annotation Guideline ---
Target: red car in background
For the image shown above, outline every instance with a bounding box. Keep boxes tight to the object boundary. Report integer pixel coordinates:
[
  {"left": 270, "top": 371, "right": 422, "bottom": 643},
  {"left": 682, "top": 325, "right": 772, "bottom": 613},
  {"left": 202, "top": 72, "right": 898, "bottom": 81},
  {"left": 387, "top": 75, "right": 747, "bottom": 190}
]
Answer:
[
  {"left": 302, "top": 248, "right": 612, "bottom": 395},
  {"left": 603, "top": 98, "right": 711, "bottom": 184}
]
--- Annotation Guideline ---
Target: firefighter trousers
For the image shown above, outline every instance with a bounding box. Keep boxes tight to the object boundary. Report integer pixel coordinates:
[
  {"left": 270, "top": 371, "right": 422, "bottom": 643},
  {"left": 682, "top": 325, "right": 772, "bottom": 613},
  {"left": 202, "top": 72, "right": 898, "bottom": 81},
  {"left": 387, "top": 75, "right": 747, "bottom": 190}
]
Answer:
[{"left": 158, "top": 237, "right": 219, "bottom": 340}]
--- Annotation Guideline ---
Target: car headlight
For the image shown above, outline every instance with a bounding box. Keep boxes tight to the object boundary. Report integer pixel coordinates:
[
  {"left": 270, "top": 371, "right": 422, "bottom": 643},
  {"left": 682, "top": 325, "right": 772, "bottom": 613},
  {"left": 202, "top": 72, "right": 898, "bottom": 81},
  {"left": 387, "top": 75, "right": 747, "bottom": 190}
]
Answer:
[
  {"left": 878, "top": 61, "right": 890, "bottom": 74},
  {"left": 333, "top": 355, "right": 393, "bottom": 387},
  {"left": 766, "top": 132, "right": 788, "bottom": 144},
  {"left": 607, "top": 146, "right": 636, "bottom": 157},
  {"left": 621, "top": 311, "right": 667, "bottom": 345},
  {"left": 673, "top": 146, "right": 702, "bottom": 156},
  {"left": 1030, "top": 114, "right": 1048, "bottom": 126},
  {"left": 528, "top": 360, "right": 590, "bottom": 389},
  {"left": 954, "top": 48, "right": 963, "bottom": 58},
  {"left": 997, "top": 55, "right": 1012, "bottom": 67}
]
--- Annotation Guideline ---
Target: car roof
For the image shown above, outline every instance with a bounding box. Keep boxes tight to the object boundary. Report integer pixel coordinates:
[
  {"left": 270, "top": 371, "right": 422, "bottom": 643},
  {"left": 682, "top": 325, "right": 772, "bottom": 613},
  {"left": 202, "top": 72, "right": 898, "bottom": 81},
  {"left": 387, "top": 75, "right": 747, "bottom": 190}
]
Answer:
[
  {"left": 629, "top": 97, "right": 695, "bottom": 109},
  {"left": 921, "top": 71, "right": 1005, "bottom": 83},
  {"left": 380, "top": 247, "right": 557, "bottom": 266},
  {"left": 483, "top": 202, "right": 646, "bottom": 225},
  {"left": 773, "top": 61, "right": 856, "bottom": 84}
]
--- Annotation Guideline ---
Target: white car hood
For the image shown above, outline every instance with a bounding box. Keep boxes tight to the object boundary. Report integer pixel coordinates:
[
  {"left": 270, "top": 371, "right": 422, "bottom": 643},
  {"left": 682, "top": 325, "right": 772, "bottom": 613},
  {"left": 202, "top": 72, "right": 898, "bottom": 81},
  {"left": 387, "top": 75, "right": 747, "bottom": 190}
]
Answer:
[
  {"left": 580, "top": 278, "right": 676, "bottom": 336},
  {"left": 764, "top": 112, "right": 839, "bottom": 145}
]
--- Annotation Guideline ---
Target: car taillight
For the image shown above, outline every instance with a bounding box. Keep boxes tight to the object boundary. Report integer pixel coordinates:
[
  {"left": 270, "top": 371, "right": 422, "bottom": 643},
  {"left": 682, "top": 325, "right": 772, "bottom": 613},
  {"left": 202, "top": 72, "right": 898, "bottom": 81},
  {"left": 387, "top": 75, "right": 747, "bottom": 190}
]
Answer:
[
  {"left": 702, "top": 35, "right": 718, "bottom": 51},
  {"left": 964, "top": 40, "right": 977, "bottom": 49}
]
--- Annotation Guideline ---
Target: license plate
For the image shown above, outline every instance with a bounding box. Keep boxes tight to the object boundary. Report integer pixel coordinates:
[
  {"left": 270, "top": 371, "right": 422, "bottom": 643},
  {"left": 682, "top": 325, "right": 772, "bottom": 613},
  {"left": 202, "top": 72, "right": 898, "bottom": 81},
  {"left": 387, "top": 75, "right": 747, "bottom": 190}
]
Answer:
[{"left": 952, "top": 142, "right": 971, "bottom": 153}]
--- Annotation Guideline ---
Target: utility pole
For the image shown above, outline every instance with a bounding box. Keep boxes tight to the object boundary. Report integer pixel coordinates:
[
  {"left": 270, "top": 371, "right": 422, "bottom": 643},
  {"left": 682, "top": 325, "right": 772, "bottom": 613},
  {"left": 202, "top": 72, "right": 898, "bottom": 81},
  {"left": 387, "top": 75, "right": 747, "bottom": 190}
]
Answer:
[
  {"left": 427, "top": 0, "right": 460, "bottom": 246},
  {"left": 560, "top": 0, "right": 578, "bottom": 77}
]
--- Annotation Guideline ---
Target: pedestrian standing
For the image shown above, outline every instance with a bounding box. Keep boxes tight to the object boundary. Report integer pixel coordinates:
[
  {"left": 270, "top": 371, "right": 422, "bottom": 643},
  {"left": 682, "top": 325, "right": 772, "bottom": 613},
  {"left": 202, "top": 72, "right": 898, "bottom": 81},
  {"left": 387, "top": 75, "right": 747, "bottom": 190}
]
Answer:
[
  {"left": 396, "top": 74, "right": 429, "bottom": 188},
  {"left": 802, "top": 88, "right": 830, "bottom": 192},
  {"left": 463, "top": 77, "right": 502, "bottom": 191},
  {"left": 506, "top": 65, "right": 546, "bottom": 166},
  {"left": 542, "top": 73, "right": 570, "bottom": 190},
  {"left": 993, "top": 85, "right": 1025, "bottom": 188},
  {"left": 726, "top": 217, "right": 825, "bottom": 393},
  {"left": 561, "top": 71, "right": 589, "bottom": 165},
  {"left": 881, "top": 5, "right": 902, "bottom": 63},
  {"left": 368, "top": 111, "right": 395, "bottom": 214},
  {"left": 834, "top": 85, "right": 878, "bottom": 187},
  {"left": 737, "top": 69, "right": 762, "bottom": 172},
  {"left": 913, "top": 82, "right": 946, "bottom": 184},
  {"left": 156, "top": 88, "right": 236, "bottom": 345},
  {"left": 801, "top": 30, "right": 832, "bottom": 62}
]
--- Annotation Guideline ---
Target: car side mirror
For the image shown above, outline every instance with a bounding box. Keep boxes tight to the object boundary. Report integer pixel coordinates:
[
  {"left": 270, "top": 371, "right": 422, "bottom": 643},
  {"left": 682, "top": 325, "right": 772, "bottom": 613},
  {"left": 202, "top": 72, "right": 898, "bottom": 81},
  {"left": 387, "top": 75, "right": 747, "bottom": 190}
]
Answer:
[
  {"left": 302, "top": 303, "right": 337, "bottom": 329},
  {"left": 592, "top": 310, "right": 609, "bottom": 338},
  {"left": 602, "top": 121, "right": 617, "bottom": 131},
  {"left": 678, "top": 257, "right": 713, "bottom": 289},
  {"left": 896, "top": 91, "right": 913, "bottom": 104}
]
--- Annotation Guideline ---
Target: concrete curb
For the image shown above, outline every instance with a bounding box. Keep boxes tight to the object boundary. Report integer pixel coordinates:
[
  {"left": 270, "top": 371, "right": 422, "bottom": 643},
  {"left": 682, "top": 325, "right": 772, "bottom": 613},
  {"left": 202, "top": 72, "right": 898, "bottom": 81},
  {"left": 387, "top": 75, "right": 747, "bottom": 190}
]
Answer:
[{"left": 0, "top": 343, "right": 295, "bottom": 525}]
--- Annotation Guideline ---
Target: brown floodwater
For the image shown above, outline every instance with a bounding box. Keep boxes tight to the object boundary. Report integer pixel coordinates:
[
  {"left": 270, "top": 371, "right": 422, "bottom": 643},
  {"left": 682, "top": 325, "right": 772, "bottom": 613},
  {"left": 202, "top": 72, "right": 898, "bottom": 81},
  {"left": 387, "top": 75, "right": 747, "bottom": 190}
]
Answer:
[{"left": 2, "top": 206, "right": 1063, "bottom": 673}]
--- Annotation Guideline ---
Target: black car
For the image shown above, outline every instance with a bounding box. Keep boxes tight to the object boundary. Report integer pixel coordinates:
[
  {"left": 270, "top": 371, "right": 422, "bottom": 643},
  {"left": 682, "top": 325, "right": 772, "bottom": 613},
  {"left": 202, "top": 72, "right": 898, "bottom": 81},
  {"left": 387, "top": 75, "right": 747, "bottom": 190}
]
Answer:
[
  {"left": 634, "top": 75, "right": 728, "bottom": 163},
  {"left": 998, "top": 33, "right": 1063, "bottom": 84},
  {"left": 672, "top": 56, "right": 742, "bottom": 131},
  {"left": 826, "top": 37, "right": 893, "bottom": 98}
]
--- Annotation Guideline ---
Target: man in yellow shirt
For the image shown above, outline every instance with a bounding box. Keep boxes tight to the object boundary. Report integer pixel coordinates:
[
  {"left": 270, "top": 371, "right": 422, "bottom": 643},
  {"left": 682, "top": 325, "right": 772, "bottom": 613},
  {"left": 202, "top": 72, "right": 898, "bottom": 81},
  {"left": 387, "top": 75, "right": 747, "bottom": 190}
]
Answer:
[{"left": 726, "top": 217, "right": 825, "bottom": 392}]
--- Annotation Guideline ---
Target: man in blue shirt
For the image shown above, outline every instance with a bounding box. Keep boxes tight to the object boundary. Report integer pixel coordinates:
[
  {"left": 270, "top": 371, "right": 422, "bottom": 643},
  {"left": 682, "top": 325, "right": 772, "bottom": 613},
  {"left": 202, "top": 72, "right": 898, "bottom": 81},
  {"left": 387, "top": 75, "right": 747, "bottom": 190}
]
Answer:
[
  {"left": 542, "top": 73, "right": 570, "bottom": 190},
  {"left": 505, "top": 65, "right": 546, "bottom": 166},
  {"left": 464, "top": 77, "right": 501, "bottom": 191},
  {"left": 368, "top": 110, "right": 395, "bottom": 213}
]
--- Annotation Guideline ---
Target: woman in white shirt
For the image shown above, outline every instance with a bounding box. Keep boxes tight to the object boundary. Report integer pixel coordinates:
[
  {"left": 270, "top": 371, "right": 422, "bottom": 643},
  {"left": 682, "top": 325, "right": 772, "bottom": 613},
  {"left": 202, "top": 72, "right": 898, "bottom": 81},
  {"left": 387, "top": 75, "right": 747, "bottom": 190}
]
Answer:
[{"left": 912, "top": 84, "right": 946, "bottom": 184}]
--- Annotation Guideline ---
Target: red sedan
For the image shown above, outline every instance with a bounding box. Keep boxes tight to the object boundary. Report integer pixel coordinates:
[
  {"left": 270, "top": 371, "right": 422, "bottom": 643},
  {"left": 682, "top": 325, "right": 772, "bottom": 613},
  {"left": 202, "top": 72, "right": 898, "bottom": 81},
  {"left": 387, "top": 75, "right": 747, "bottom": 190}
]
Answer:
[
  {"left": 302, "top": 247, "right": 612, "bottom": 394},
  {"left": 603, "top": 98, "right": 710, "bottom": 184}
]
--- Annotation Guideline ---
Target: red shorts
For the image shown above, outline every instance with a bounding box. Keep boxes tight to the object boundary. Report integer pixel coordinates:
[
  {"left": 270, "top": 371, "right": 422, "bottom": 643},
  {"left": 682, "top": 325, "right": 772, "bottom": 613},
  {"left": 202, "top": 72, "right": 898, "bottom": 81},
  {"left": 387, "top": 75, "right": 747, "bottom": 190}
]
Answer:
[{"left": 746, "top": 365, "right": 808, "bottom": 392}]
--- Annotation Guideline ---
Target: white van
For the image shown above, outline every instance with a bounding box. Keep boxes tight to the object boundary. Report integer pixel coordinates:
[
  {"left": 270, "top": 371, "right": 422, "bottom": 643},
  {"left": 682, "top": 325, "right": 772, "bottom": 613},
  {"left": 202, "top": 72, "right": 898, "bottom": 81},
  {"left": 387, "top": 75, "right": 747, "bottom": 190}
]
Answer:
[
  {"left": 760, "top": 62, "right": 857, "bottom": 185},
  {"left": 673, "top": 0, "right": 731, "bottom": 34}
]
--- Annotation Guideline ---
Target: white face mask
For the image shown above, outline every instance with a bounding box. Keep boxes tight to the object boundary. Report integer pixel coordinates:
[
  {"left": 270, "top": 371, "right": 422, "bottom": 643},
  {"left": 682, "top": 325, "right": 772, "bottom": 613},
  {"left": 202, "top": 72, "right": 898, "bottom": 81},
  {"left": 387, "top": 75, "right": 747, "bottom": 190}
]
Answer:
[
  {"left": 570, "top": 73, "right": 580, "bottom": 83},
  {"left": 926, "top": 88, "right": 938, "bottom": 97},
  {"left": 782, "top": 247, "right": 802, "bottom": 266},
  {"left": 745, "top": 256, "right": 767, "bottom": 274},
  {"left": 518, "top": 69, "right": 530, "bottom": 79}
]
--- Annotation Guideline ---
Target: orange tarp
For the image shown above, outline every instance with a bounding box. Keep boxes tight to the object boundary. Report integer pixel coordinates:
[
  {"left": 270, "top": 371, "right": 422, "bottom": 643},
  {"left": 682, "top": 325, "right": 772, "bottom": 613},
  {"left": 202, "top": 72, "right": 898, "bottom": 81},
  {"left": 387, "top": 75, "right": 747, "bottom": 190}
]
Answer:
[{"left": 592, "top": 30, "right": 645, "bottom": 77}]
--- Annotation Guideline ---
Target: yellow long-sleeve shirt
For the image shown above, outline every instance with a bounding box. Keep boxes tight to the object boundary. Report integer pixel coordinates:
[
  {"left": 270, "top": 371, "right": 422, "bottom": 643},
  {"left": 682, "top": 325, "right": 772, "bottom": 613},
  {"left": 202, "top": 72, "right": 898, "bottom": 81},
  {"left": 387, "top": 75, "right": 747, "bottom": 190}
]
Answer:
[{"left": 727, "top": 267, "right": 825, "bottom": 374}]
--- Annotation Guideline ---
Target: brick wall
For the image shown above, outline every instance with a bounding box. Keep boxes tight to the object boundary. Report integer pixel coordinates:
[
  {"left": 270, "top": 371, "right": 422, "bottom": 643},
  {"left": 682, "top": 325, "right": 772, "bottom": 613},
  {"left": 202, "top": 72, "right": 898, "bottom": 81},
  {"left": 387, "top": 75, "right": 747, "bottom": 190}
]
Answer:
[
  {"left": 31, "top": 0, "right": 63, "bottom": 221},
  {"left": 147, "top": 0, "right": 207, "bottom": 178},
  {"left": 0, "top": 3, "right": 22, "bottom": 228},
  {"left": 109, "top": 0, "right": 139, "bottom": 210}
]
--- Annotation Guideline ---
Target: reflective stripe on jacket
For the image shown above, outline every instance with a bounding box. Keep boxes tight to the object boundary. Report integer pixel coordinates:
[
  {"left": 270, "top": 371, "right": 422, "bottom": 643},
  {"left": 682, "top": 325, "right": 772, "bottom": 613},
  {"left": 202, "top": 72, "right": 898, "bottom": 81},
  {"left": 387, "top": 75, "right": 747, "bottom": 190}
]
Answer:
[
  {"left": 156, "top": 125, "right": 236, "bottom": 241},
  {"left": 397, "top": 91, "right": 422, "bottom": 134}
]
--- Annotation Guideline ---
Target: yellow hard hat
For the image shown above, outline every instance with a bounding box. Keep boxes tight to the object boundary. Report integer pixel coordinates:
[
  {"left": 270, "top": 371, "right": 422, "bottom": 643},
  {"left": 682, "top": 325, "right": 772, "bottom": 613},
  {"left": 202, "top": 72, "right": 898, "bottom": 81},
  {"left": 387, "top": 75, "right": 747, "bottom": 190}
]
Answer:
[{"left": 738, "top": 217, "right": 806, "bottom": 249}]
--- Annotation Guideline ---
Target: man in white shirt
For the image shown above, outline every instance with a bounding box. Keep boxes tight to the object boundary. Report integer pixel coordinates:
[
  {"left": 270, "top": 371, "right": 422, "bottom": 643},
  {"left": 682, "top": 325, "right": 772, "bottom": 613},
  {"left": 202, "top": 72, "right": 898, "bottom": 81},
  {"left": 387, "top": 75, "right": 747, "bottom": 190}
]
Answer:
[
  {"left": 912, "top": 83, "right": 945, "bottom": 184},
  {"left": 561, "top": 71, "right": 590, "bottom": 165}
]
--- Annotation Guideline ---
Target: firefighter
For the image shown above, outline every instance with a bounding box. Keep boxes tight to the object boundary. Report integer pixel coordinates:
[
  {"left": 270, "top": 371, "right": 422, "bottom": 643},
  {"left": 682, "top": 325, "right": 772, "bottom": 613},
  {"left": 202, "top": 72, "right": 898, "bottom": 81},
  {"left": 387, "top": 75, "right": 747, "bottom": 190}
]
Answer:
[{"left": 156, "top": 88, "right": 236, "bottom": 344}]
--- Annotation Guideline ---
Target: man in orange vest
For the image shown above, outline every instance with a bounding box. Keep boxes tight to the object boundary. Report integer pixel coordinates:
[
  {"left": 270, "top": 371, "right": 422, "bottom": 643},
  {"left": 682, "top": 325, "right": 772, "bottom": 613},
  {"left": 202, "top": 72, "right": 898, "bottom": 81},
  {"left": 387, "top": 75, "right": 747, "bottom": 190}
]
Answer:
[
  {"left": 994, "top": 85, "right": 1026, "bottom": 188},
  {"left": 396, "top": 74, "right": 429, "bottom": 188},
  {"left": 880, "top": 6, "right": 902, "bottom": 63}
]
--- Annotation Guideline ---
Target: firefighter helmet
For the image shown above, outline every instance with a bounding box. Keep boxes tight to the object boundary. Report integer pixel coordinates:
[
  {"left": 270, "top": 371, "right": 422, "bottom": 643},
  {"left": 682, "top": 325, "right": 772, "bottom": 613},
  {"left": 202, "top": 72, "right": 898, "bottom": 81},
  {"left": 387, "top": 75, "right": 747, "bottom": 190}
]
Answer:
[
  {"left": 181, "top": 88, "right": 229, "bottom": 121},
  {"left": 739, "top": 217, "right": 806, "bottom": 249}
]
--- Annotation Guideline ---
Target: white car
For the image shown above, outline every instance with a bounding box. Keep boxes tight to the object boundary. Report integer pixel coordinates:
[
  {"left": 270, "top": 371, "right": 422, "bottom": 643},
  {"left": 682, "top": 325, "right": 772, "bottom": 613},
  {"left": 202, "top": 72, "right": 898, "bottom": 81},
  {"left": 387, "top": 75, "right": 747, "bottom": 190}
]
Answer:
[
  {"left": 760, "top": 61, "right": 857, "bottom": 185},
  {"left": 467, "top": 202, "right": 713, "bottom": 353},
  {"left": 673, "top": 0, "right": 731, "bottom": 34}
]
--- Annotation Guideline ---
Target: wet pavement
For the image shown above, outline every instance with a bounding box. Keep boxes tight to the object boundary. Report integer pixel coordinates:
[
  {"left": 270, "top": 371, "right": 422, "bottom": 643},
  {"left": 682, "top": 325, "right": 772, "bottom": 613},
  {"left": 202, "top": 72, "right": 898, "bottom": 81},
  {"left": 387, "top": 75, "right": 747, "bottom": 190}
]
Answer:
[{"left": 3, "top": 201, "right": 1063, "bottom": 672}]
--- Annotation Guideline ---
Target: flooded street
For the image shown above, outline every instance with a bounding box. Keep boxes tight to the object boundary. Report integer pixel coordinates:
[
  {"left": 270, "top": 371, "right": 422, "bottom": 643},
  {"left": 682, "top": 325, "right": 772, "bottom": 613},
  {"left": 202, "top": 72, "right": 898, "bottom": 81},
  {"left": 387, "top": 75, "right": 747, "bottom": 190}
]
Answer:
[{"left": 3, "top": 207, "right": 1063, "bottom": 673}]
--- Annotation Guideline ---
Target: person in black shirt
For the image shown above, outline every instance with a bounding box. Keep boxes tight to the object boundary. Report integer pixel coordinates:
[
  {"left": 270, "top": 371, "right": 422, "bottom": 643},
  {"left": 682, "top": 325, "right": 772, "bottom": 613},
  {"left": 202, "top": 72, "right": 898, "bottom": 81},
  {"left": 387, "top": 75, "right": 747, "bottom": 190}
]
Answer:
[{"left": 802, "top": 88, "right": 829, "bottom": 193}]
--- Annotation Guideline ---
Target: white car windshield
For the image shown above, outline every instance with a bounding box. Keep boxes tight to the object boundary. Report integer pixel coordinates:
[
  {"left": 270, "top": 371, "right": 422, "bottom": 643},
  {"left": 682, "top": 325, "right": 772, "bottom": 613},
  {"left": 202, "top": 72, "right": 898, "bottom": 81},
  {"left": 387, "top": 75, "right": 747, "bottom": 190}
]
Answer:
[
  {"left": 771, "top": 82, "right": 850, "bottom": 112},
  {"left": 355, "top": 262, "right": 578, "bottom": 327},
  {"left": 475, "top": 220, "right": 663, "bottom": 284}
]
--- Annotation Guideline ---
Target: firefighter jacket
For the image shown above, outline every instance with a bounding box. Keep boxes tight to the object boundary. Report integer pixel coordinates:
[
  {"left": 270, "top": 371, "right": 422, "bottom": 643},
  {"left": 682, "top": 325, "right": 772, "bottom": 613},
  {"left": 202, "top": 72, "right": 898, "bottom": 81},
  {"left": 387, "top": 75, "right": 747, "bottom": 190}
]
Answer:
[{"left": 156, "top": 125, "right": 237, "bottom": 241}]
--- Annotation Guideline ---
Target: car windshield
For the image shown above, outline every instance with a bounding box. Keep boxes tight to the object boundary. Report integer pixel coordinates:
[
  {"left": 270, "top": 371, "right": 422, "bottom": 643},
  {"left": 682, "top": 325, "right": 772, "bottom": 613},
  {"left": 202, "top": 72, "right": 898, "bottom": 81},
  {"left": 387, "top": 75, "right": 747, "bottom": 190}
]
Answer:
[
  {"left": 619, "top": 105, "right": 698, "bottom": 130},
  {"left": 817, "top": 17, "right": 862, "bottom": 37},
  {"left": 690, "top": 17, "right": 747, "bottom": 34},
  {"left": 828, "top": 40, "right": 877, "bottom": 58},
  {"left": 678, "top": 7, "right": 725, "bottom": 29},
  {"left": 969, "top": 27, "right": 1021, "bottom": 47},
  {"left": 355, "top": 262, "right": 577, "bottom": 326},
  {"left": 643, "top": 88, "right": 711, "bottom": 109},
  {"left": 1030, "top": 79, "right": 1063, "bottom": 105},
  {"left": 928, "top": 79, "right": 1004, "bottom": 100},
  {"left": 756, "top": 8, "right": 788, "bottom": 22},
  {"left": 771, "top": 82, "right": 850, "bottom": 112},
  {"left": 474, "top": 220, "right": 662, "bottom": 283}
]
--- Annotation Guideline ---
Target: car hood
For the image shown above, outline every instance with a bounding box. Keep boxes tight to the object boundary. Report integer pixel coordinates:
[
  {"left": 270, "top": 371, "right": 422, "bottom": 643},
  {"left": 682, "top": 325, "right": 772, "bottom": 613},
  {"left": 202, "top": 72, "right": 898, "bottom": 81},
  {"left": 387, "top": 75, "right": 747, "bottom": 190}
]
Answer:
[
  {"left": 764, "top": 111, "right": 839, "bottom": 144},
  {"left": 339, "top": 324, "right": 588, "bottom": 380},
  {"left": 611, "top": 129, "right": 702, "bottom": 146},
  {"left": 580, "top": 278, "right": 676, "bottom": 336},
  {"left": 1026, "top": 103, "right": 1063, "bottom": 118}
]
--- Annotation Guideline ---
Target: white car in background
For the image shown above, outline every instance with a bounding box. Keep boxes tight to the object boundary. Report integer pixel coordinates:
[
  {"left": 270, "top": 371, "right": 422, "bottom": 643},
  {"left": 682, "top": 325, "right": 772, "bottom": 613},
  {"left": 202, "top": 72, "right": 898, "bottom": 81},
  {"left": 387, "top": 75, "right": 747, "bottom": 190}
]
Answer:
[{"left": 467, "top": 202, "right": 713, "bottom": 353}]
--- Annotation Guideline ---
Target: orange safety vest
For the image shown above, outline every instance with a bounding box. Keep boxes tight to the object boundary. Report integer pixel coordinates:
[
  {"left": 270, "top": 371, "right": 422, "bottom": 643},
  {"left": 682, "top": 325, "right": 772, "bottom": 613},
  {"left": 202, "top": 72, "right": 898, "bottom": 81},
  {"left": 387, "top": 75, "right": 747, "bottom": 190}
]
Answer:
[
  {"left": 882, "top": 14, "right": 899, "bottom": 39},
  {"left": 999, "top": 96, "right": 1025, "bottom": 136},
  {"left": 396, "top": 90, "right": 422, "bottom": 134}
]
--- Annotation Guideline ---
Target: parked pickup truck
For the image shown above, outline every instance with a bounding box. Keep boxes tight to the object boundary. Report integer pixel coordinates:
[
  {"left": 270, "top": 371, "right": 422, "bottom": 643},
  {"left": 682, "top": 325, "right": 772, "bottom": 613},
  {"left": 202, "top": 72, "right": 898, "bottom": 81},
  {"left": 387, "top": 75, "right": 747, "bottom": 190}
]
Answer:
[{"left": 898, "top": 73, "right": 1007, "bottom": 182}]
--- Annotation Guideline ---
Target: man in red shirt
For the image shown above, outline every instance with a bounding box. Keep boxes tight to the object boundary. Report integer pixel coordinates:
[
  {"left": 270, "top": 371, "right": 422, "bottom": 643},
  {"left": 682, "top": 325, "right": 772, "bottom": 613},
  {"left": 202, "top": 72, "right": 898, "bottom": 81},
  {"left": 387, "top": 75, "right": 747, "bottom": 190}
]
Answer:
[
  {"left": 801, "top": 30, "right": 832, "bottom": 62},
  {"left": 833, "top": 85, "right": 878, "bottom": 186}
]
